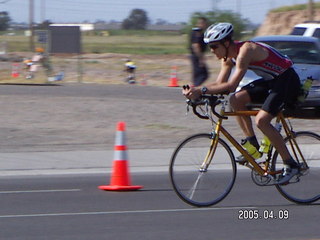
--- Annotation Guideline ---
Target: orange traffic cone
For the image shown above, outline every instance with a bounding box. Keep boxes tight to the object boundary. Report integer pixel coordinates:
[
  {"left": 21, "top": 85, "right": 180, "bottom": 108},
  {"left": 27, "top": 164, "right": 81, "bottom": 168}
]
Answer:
[
  {"left": 140, "top": 74, "right": 147, "bottom": 86},
  {"left": 99, "top": 122, "right": 143, "bottom": 191},
  {"left": 168, "top": 66, "right": 179, "bottom": 87},
  {"left": 11, "top": 63, "right": 20, "bottom": 78}
]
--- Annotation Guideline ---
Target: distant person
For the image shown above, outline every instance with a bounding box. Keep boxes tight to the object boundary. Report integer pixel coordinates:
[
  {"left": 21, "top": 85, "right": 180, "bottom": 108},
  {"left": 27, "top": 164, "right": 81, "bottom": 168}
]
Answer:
[
  {"left": 25, "top": 47, "right": 45, "bottom": 79},
  {"left": 23, "top": 58, "right": 33, "bottom": 78},
  {"left": 124, "top": 59, "right": 136, "bottom": 84},
  {"left": 189, "top": 17, "right": 209, "bottom": 86}
]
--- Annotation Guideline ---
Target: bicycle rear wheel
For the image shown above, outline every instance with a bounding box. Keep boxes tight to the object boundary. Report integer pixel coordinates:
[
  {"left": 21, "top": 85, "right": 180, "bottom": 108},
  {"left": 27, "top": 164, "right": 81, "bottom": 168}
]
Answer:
[
  {"left": 169, "top": 133, "right": 236, "bottom": 207},
  {"left": 272, "top": 131, "right": 320, "bottom": 204}
]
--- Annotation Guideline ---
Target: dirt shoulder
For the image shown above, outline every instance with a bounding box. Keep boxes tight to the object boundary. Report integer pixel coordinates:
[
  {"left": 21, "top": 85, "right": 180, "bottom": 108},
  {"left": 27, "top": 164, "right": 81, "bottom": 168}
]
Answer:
[{"left": 0, "top": 84, "right": 318, "bottom": 153}]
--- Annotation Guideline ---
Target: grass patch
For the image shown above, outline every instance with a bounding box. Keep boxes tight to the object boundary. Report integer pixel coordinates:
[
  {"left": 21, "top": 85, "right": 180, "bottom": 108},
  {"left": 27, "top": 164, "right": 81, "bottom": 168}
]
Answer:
[
  {"left": 0, "top": 31, "right": 189, "bottom": 55},
  {"left": 82, "top": 34, "right": 188, "bottom": 54}
]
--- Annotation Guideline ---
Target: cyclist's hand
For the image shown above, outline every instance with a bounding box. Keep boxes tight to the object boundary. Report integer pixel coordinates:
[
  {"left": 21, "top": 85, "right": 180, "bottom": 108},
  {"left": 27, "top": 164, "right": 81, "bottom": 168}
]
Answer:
[{"left": 182, "top": 85, "right": 201, "bottom": 100}]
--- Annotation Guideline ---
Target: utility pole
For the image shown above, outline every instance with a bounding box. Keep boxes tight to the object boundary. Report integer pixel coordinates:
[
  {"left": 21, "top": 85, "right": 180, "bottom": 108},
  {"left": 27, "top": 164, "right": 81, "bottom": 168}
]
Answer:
[
  {"left": 29, "top": 0, "right": 34, "bottom": 51},
  {"left": 307, "top": 0, "right": 314, "bottom": 21}
]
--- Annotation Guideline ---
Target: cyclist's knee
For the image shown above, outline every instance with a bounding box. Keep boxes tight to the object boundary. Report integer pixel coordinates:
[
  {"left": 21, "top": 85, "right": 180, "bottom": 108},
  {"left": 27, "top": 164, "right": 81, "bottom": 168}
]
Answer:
[
  {"left": 255, "top": 117, "right": 265, "bottom": 130},
  {"left": 255, "top": 113, "right": 272, "bottom": 130},
  {"left": 229, "top": 91, "right": 250, "bottom": 110}
]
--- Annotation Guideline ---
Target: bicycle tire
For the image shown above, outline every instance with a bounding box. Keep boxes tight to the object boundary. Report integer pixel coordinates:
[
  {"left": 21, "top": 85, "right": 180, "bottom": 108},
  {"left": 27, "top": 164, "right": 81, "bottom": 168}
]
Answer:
[
  {"left": 169, "top": 133, "right": 236, "bottom": 207},
  {"left": 272, "top": 131, "right": 320, "bottom": 204}
]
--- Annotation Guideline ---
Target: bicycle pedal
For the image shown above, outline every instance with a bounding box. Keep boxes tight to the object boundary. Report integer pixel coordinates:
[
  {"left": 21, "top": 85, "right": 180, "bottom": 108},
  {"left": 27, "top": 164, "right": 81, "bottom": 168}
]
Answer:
[
  {"left": 235, "top": 157, "right": 248, "bottom": 165},
  {"left": 291, "top": 175, "right": 301, "bottom": 183},
  {"left": 237, "top": 160, "right": 247, "bottom": 166}
]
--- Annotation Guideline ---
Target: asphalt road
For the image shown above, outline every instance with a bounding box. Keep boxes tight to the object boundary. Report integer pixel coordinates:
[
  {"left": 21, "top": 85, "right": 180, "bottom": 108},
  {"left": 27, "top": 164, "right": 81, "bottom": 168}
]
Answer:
[{"left": 0, "top": 172, "right": 319, "bottom": 240}]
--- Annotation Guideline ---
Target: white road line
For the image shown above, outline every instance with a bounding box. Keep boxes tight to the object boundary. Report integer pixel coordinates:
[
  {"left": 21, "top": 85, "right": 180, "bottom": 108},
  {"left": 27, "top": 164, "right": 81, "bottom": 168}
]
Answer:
[
  {"left": 0, "top": 206, "right": 256, "bottom": 218},
  {"left": 0, "top": 189, "right": 81, "bottom": 194}
]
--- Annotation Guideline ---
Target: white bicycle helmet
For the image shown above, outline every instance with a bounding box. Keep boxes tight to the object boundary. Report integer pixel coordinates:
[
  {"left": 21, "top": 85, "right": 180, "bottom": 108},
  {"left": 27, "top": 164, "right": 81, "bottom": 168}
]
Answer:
[{"left": 204, "top": 23, "right": 233, "bottom": 43}]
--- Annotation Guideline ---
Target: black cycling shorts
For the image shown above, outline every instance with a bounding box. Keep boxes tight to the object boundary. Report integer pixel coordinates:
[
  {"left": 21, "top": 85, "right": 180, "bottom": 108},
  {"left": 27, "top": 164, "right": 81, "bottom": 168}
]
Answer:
[{"left": 241, "top": 68, "right": 301, "bottom": 116}]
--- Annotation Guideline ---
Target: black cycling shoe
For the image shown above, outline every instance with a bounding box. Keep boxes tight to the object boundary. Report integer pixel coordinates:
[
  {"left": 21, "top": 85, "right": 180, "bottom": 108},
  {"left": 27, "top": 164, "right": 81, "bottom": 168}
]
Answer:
[
  {"left": 277, "top": 167, "right": 300, "bottom": 185},
  {"left": 277, "top": 159, "right": 301, "bottom": 185}
]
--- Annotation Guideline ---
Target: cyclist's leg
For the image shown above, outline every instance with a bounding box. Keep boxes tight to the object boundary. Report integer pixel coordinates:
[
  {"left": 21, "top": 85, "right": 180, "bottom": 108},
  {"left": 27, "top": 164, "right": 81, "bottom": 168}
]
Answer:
[
  {"left": 229, "top": 90, "right": 255, "bottom": 137},
  {"left": 256, "top": 68, "right": 301, "bottom": 184},
  {"left": 256, "top": 109, "right": 291, "bottom": 161},
  {"left": 257, "top": 68, "right": 300, "bottom": 164},
  {"left": 230, "top": 89, "right": 261, "bottom": 163},
  {"left": 230, "top": 79, "right": 271, "bottom": 151}
]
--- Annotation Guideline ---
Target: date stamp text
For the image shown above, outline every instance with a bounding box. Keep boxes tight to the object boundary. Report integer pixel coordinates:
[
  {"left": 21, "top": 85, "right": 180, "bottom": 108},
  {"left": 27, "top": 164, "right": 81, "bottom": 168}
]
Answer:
[{"left": 238, "top": 209, "right": 289, "bottom": 220}]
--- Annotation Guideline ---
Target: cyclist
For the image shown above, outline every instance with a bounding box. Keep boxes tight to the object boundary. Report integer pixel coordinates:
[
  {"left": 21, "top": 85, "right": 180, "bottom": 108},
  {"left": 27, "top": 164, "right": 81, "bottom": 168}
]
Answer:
[
  {"left": 182, "top": 22, "right": 301, "bottom": 185},
  {"left": 124, "top": 59, "right": 136, "bottom": 84},
  {"left": 24, "top": 47, "right": 45, "bottom": 79}
]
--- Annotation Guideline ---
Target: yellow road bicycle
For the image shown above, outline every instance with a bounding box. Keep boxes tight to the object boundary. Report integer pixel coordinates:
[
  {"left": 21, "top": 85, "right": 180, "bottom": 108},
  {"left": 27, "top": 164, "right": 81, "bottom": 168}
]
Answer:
[{"left": 169, "top": 95, "right": 320, "bottom": 207}]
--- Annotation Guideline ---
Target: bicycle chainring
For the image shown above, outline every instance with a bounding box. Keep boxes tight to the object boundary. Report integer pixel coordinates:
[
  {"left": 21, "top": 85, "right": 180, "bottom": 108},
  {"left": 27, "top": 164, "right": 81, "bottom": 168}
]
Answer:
[{"left": 251, "top": 162, "right": 273, "bottom": 186}]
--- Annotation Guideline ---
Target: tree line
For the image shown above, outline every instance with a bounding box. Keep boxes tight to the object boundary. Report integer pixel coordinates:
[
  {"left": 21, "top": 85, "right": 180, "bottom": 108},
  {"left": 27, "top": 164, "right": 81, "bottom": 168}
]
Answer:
[
  {"left": 121, "top": 9, "right": 249, "bottom": 38},
  {"left": 0, "top": 8, "right": 250, "bottom": 37}
]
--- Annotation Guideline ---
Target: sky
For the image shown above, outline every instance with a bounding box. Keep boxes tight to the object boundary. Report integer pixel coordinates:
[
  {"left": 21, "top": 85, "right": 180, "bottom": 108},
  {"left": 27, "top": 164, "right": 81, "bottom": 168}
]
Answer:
[{"left": 0, "top": 0, "right": 317, "bottom": 25}]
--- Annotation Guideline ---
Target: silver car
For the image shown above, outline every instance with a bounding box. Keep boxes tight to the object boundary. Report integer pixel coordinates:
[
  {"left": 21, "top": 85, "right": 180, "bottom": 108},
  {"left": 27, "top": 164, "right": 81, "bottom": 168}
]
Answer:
[{"left": 240, "top": 35, "right": 320, "bottom": 118}]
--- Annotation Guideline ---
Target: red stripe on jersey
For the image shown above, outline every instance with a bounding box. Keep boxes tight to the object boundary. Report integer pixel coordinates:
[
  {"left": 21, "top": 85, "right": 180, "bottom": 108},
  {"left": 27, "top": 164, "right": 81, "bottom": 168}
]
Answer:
[{"left": 236, "top": 41, "right": 292, "bottom": 77}]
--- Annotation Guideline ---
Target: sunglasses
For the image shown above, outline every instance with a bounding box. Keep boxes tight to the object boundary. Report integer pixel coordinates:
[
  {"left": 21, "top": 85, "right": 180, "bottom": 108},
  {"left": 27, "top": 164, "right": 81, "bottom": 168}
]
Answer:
[{"left": 209, "top": 43, "right": 220, "bottom": 50}]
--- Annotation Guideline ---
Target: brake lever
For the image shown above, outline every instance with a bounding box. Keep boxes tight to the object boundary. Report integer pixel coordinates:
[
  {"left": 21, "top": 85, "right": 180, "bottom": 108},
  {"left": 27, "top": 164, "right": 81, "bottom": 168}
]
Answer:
[
  {"left": 186, "top": 100, "right": 190, "bottom": 115},
  {"left": 182, "top": 85, "right": 190, "bottom": 90},
  {"left": 204, "top": 99, "right": 210, "bottom": 118}
]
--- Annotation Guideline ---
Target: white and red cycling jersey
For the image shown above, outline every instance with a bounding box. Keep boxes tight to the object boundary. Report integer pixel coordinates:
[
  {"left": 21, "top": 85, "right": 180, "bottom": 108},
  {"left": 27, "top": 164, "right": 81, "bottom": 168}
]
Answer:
[{"left": 234, "top": 41, "right": 293, "bottom": 80}]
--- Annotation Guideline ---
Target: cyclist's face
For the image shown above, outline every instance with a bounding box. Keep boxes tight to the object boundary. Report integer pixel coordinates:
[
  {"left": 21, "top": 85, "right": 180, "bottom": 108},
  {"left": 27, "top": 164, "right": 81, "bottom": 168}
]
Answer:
[{"left": 209, "top": 43, "right": 225, "bottom": 59}]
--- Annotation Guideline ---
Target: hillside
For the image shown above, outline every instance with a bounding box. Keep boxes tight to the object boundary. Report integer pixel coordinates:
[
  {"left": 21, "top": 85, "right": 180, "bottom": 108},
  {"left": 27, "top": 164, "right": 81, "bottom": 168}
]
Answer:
[{"left": 257, "top": 4, "right": 320, "bottom": 36}]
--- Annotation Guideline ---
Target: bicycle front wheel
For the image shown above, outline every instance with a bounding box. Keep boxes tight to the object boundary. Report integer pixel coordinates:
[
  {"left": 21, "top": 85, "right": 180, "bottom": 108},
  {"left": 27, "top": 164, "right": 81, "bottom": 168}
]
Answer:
[
  {"left": 169, "top": 133, "right": 236, "bottom": 207},
  {"left": 272, "top": 131, "right": 320, "bottom": 204}
]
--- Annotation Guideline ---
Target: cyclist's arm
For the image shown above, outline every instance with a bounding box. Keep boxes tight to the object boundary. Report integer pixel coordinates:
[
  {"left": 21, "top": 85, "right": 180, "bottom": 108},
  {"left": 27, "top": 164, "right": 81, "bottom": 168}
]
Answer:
[
  {"left": 206, "top": 44, "right": 252, "bottom": 93},
  {"left": 198, "top": 59, "right": 233, "bottom": 94},
  {"left": 182, "top": 59, "right": 233, "bottom": 99},
  {"left": 183, "top": 43, "right": 254, "bottom": 99},
  {"left": 226, "top": 57, "right": 250, "bottom": 92},
  {"left": 216, "top": 59, "right": 233, "bottom": 84}
]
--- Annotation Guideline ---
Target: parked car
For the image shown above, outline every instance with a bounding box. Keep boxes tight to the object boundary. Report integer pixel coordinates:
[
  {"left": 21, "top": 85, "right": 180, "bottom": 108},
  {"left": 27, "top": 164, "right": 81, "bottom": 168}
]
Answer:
[
  {"left": 290, "top": 22, "right": 320, "bottom": 39},
  {"left": 240, "top": 35, "right": 320, "bottom": 118}
]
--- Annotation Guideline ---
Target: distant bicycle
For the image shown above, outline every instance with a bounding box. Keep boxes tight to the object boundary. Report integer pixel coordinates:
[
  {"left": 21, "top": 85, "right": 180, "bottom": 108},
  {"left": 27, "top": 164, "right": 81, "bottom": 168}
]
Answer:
[
  {"left": 23, "top": 48, "right": 53, "bottom": 80},
  {"left": 169, "top": 95, "right": 320, "bottom": 207},
  {"left": 124, "top": 59, "right": 136, "bottom": 84}
]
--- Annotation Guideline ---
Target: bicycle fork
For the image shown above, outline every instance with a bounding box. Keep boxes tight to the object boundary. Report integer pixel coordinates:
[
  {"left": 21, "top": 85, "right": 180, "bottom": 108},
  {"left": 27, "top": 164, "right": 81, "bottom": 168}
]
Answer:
[{"left": 199, "top": 124, "right": 221, "bottom": 172}]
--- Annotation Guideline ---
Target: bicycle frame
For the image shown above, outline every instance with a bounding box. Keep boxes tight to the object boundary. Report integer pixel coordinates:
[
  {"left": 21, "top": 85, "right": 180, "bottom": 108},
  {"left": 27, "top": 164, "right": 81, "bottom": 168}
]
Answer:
[
  {"left": 202, "top": 103, "right": 308, "bottom": 178},
  {"left": 171, "top": 96, "right": 320, "bottom": 207},
  {"left": 277, "top": 113, "right": 308, "bottom": 171}
]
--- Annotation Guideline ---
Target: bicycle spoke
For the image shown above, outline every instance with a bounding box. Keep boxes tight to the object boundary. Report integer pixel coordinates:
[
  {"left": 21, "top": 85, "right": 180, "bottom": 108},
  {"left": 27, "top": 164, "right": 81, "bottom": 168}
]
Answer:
[
  {"left": 272, "top": 131, "right": 320, "bottom": 204},
  {"left": 170, "top": 134, "right": 236, "bottom": 207},
  {"left": 188, "top": 172, "right": 204, "bottom": 200}
]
